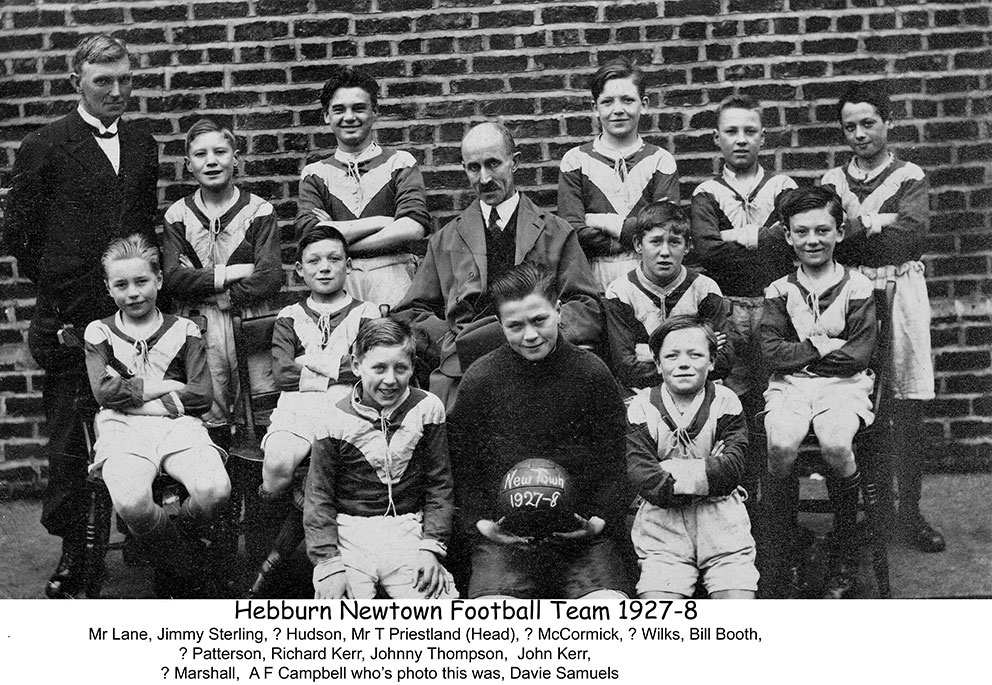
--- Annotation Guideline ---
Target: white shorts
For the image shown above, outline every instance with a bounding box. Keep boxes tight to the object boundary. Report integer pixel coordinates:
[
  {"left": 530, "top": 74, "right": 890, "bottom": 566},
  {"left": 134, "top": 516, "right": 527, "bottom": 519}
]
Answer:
[
  {"left": 263, "top": 385, "right": 351, "bottom": 448},
  {"left": 858, "top": 261, "right": 935, "bottom": 400},
  {"left": 92, "top": 410, "right": 222, "bottom": 473},
  {"left": 764, "top": 370, "right": 875, "bottom": 427},
  {"left": 632, "top": 489, "right": 758, "bottom": 596},
  {"left": 337, "top": 512, "right": 456, "bottom": 599},
  {"left": 346, "top": 253, "right": 418, "bottom": 309}
]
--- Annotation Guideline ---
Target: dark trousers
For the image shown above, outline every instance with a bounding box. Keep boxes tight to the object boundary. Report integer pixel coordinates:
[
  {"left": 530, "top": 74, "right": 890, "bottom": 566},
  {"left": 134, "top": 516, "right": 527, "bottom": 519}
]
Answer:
[{"left": 28, "top": 305, "right": 91, "bottom": 544}]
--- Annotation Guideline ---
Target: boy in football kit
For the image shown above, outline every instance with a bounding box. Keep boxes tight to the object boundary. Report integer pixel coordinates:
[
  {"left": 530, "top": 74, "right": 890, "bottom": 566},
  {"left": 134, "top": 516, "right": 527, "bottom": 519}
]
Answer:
[
  {"left": 558, "top": 57, "right": 680, "bottom": 289},
  {"left": 295, "top": 66, "right": 431, "bottom": 308},
  {"left": 821, "top": 82, "right": 944, "bottom": 553},
  {"left": 761, "top": 186, "right": 877, "bottom": 598}
]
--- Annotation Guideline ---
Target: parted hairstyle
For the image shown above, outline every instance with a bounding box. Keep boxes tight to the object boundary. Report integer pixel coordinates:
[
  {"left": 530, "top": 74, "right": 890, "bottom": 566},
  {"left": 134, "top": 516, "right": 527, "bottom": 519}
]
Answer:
[
  {"left": 777, "top": 186, "right": 844, "bottom": 232},
  {"left": 836, "top": 81, "right": 891, "bottom": 122},
  {"left": 101, "top": 233, "right": 161, "bottom": 277},
  {"left": 353, "top": 317, "right": 416, "bottom": 362},
  {"left": 633, "top": 200, "right": 691, "bottom": 246},
  {"left": 72, "top": 34, "right": 130, "bottom": 73},
  {"left": 591, "top": 57, "right": 645, "bottom": 100},
  {"left": 296, "top": 225, "right": 350, "bottom": 262},
  {"left": 489, "top": 262, "right": 560, "bottom": 317},
  {"left": 319, "top": 66, "right": 380, "bottom": 112},
  {"left": 185, "top": 118, "right": 237, "bottom": 154},
  {"left": 648, "top": 314, "right": 718, "bottom": 360},
  {"left": 715, "top": 94, "right": 762, "bottom": 127}
]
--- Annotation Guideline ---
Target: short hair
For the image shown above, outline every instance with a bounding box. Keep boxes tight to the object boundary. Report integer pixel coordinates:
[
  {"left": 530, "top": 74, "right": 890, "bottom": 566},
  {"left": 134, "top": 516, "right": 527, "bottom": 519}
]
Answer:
[
  {"left": 715, "top": 94, "right": 762, "bottom": 127},
  {"left": 101, "top": 233, "right": 161, "bottom": 277},
  {"left": 296, "top": 225, "right": 349, "bottom": 262},
  {"left": 647, "top": 314, "right": 718, "bottom": 360},
  {"left": 836, "top": 81, "right": 891, "bottom": 122},
  {"left": 319, "top": 66, "right": 379, "bottom": 112},
  {"left": 71, "top": 34, "right": 130, "bottom": 73},
  {"left": 778, "top": 186, "right": 844, "bottom": 232},
  {"left": 185, "top": 118, "right": 237, "bottom": 154},
  {"left": 633, "top": 200, "right": 691, "bottom": 245},
  {"left": 463, "top": 122, "right": 516, "bottom": 159},
  {"left": 591, "top": 57, "right": 645, "bottom": 101},
  {"left": 353, "top": 317, "right": 416, "bottom": 362},
  {"left": 490, "top": 262, "right": 559, "bottom": 317}
]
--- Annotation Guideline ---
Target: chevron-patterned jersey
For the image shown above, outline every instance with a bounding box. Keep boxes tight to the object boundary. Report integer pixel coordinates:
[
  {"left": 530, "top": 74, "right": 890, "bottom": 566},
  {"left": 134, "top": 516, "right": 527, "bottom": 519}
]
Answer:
[
  {"left": 558, "top": 137, "right": 680, "bottom": 258},
  {"left": 821, "top": 156, "right": 929, "bottom": 268}
]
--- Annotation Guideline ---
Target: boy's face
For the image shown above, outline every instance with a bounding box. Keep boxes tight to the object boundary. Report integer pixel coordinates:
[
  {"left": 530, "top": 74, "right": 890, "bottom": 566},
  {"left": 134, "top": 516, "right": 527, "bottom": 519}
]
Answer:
[
  {"left": 786, "top": 207, "right": 844, "bottom": 270},
  {"left": 655, "top": 327, "right": 713, "bottom": 399},
  {"left": 324, "top": 86, "right": 376, "bottom": 153},
  {"left": 840, "top": 101, "right": 890, "bottom": 166},
  {"left": 72, "top": 57, "right": 132, "bottom": 127},
  {"left": 185, "top": 131, "right": 237, "bottom": 192},
  {"left": 295, "top": 239, "right": 351, "bottom": 301},
  {"left": 105, "top": 257, "right": 162, "bottom": 323},
  {"left": 497, "top": 293, "right": 561, "bottom": 362},
  {"left": 714, "top": 107, "right": 763, "bottom": 174},
  {"left": 352, "top": 344, "right": 414, "bottom": 412},
  {"left": 636, "top": 225, "right": 687, "bottom": 287},
  {"left": 595, "top": 77, "right": 647, "bottom": 143}
]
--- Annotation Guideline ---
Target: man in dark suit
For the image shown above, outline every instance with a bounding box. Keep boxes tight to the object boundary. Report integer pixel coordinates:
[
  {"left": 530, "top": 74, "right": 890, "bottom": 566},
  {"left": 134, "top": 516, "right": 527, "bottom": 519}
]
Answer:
[
  {"left": 393, "top": 122, "right": 602, "bottom": 409},
  {"left": 3, "top": 34, "right": 159, "bottom": 597}
]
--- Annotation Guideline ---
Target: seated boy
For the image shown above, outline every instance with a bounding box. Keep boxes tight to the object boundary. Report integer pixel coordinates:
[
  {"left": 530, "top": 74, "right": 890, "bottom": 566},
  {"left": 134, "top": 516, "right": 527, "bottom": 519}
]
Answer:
[
  {"left": 295, "top": 66, "right": 430, "bottom": 308},
  {"left": 626, "top": 315, "right": 757, "bottom": 599},
  {"left": 253, "top": 226, "right": 380, "bottom": 574},
  {"left": 604, "top": 200, "right": 734, "bottom": 394},
  {"left": 821, "top": 82, "right": 943, "bottom": 553},
  {"left": 558, "top": 57, "right": 680, "bottom": 289},
  {"left": 448, "top": 263, "right": 630, "bottom": 599},
  {"left": 760, "top": 186, "right": 877, "bottom": 599},
  {"left": 305, "top": 318, "right": 456, "bottom": 599}
]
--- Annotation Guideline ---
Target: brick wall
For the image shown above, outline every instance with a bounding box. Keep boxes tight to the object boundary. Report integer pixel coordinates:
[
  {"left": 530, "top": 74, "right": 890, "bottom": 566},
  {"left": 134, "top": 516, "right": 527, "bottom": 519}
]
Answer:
[{"left": 1, "top": 0, "right": 989, "bottom": 495}]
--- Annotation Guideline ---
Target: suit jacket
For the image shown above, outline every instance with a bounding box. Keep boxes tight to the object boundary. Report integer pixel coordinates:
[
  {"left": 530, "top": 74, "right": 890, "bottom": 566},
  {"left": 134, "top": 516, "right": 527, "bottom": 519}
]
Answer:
[
  {"left": 3, "top": 108, "right": 159, "bottom": 326},
  {"left": 393, "top": 193, "right": 603, "bottom": 377}
]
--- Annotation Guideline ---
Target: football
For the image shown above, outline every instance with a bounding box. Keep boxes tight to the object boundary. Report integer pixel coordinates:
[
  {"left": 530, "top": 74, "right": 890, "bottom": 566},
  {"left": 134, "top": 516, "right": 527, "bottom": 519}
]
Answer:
[{"left": 497, "top": 458, "right": 576, "bottom": 538}]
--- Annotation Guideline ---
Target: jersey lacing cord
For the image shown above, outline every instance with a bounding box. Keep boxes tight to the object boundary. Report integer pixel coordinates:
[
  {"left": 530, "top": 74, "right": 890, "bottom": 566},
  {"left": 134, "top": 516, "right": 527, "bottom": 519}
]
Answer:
[
  {"left": 667, "top": 426, "right": 696, "bottom": 460},
  {"left": 131, "top": 338, "right": 150, "bottom": 377},
  {"left": 805, "top": 290, "right": 824, "bottom": 334},
  {"left": 380, "top": 416, "right": 398, "bottom": 517},
  {"left": 345, "top": 159, "right": 364, "bottom": 207},
  {"left": 316, "top": 311, "right": 332, "bottom": 347}
]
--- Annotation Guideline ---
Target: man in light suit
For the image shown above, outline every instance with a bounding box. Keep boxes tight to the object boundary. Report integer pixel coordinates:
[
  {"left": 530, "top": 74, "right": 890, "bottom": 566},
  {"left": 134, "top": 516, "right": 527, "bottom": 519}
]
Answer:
[
  {"left": 3, "top": 35, "right": 159, "bottom": 597},
  {"left": 393, "top": 122, "right": 602, "bottom": 409}
]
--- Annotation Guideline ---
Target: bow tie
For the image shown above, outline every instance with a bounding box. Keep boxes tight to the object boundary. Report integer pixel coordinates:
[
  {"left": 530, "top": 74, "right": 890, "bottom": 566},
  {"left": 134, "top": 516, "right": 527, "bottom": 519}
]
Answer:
[{"left": 88, "top": 125, "right": 118, "bottom": 139}]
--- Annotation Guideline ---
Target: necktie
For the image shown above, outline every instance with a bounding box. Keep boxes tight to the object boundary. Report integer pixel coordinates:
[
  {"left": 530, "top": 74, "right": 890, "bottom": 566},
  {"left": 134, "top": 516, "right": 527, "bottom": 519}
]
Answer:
[
  {"left": 88, "top": 125, "right": 118, "bottom": 139},
  {"left": 487, "top": 207, "right": 501, "bottom": 234}
]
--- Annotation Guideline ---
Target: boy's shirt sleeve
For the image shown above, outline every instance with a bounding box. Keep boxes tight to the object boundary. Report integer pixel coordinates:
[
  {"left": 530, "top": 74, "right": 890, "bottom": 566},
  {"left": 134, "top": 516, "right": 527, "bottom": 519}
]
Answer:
[
  {"left": 295, "top": 168, "right": 329, "bottom": 240},
  {"left": 625, "top": 393, "right": 681, "bottom": 508},
  {"left": 557, "top": 152, "right": 616, "bottom": 258},
  {"left": 705, "top": 393, "right": 749, "bottom": 497},
  {"left": 759, "top": 284, "right": 821, "bottom": 374},
  {"left": 271, "top": 313, "right": 304, "bottom": 391},
  {"left": 603, "top": 290, "right": 662, "bottom": 390},
  {"left": 304, "top": 438, "right": 344, "bottom": 575},
  {"left": 807, "top": 280, "right": 877, "bottom": 377},
  {"left": 228, "top": 206, "right": 285, "bottom": 310},
  {"left": 161, "top": 211, "right": 219, "bottom": 300},
  {"left": 170, "top": 321, "right": 213, "bottom": 417},
  {"left": 418, "top": 400, "right": 454, "bottom": 553},
  {"left": 556, "top": 224, "right": 606, "bottom": 348},
  {"left": 696, "top": 289, "right": 736, "bottom": 381},
  {"left": 691, "top": 186, "right": 738, "bottom": 275},
  {"left": 586, "top": 370, "right": 631, "bottom": 527},
  {"left": 873, "top": 171, "right": 928, "bottom": 262},
  {"left": 391, "top": 157, "right": 432, "bottom": 230},
  {"left": 84, "top": 321, "right": 145, "bottom": 410}
]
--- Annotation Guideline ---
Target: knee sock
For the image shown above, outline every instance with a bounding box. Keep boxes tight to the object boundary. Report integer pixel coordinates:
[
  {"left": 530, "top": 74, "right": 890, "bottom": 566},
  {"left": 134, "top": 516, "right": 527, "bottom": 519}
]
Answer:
[
  {"left": 892, "top": 399, "right": 924, "bottom": 522},
  {"left": 247, "top": 485, "right": 292, "bottom": 565},
  {"left": 826, "top": 470, "right": 862, "bottom": 564},
  {"left": 762, "top": 473, "right": 799, "bottom": 559},
  {"left": 126, "top": 504, "right": 168, "bottom": 538}
]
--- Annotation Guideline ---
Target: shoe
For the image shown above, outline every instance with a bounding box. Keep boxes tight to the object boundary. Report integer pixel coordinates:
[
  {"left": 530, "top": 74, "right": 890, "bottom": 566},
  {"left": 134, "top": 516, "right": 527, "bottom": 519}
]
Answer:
[
  {"left": 822, "top": 561, "right": 859, "bottom": 599},
  {"left": 45, "top": 542, "right": 86, "bottom": 599},
  {"left": 901, "top": 515, "right": 946, "bottom": 553}
]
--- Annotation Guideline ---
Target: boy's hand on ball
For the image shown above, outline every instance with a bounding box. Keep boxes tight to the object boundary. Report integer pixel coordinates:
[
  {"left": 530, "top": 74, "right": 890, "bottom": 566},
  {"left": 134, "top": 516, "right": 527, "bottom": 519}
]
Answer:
[
  {"left": 477, "top": 518, "right": 533, "bottom": 546},
  {"left": 553, "top": 514, "right": 605, "bottom": 540},
  {"left": 314, "top": 572, "right": 352, "bottom": 600},
  {"left": 413, "top": 551, "right": 449, "bottom": 598}
]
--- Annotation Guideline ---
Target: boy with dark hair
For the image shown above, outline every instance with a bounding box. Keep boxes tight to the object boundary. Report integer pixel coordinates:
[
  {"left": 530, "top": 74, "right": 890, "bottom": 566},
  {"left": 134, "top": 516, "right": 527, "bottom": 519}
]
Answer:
[
  {"left": 305, "top": 317, "right": 455, "bottom": 599},
  {"left": 761, "top": 186, "right": 877, "bottom": 598},
  {"left": 448, "top": 262, "right": 630, "bottom": 599},
  {"left": 558, "top": 57, "right": 680, "bottom": 289},
  {"left": 295, "top": 66, "right": 431, "bottom": 307},
  {"left": 821, "top": 81, "right": 943, "bottom": 553},
  {"left": 627, "top": 315, "right": 757, "bottom": 598},
  {"left": 604, "top": 201, "right": 733, "bottom": 393}
]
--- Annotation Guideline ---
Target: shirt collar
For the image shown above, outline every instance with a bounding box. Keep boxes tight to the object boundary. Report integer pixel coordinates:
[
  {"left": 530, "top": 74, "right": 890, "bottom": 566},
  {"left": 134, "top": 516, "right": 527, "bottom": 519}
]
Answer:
[
  {"left": 334, "top": 141, "right": 381, "bottom": 166},
  {"left": 847, "top": 151, "right": 893, "bottom": 182},
  {"left": 797, "top": 261, "right": 844, "bottom": 295},
  {"left": 480, "top": 191, "right": 520, "bottom": 228},
  {"left": 593, "top": 133, "right": 643, "bottom": 160},
  {"left": 635, "top": 264, "right": 687, "bottom": 298},
  {"left": 77, "top": 102, "right": 120, "bottom": 135}
]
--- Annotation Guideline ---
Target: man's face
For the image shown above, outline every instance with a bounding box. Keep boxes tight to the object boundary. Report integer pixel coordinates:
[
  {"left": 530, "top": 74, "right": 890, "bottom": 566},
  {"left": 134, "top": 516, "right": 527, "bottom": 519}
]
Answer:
[
  {"left": 295, "top": 239, "right": 351, "bottom": 302},
  {"left": 595, "top": 76, "right": 646, "bottom": 144},
  {"left": 636, "top": 225, "right": 688, "bottom": 287},
  {"left": 840, "top": 101, "right": 890, "bottom": 166},
  {"left": 498, "top": 293, "right": 561, "bottom": 362},
  {"left": 714, "top": 107, "right": 763, "bottom": 174},
  {"left": 786, "top": 207, "right": 844, "bottom": 270},
  {"left": 462, "top": 130, "right": 518, "bottom": 206},
  {"left": 72, "top": 57, "right": 133, "bottom": 126},
  {"left": 655, "top": 327, "right": 714, "bottom": 399},
  {"left": 324, "top": 86, "right": 376, "bottom": 153}
]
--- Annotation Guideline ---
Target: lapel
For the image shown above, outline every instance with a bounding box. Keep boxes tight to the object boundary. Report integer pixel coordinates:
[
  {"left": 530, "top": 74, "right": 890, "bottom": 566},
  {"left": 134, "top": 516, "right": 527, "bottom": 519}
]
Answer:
[
  {"left": 454, "top": 199, "right": 489, "bottom": 285},
  {"left": 62, "top": 108, "right": 117, "bottom": 179},
  {"left": 513, "top": 193, "right": 543, "bottom": 264}
]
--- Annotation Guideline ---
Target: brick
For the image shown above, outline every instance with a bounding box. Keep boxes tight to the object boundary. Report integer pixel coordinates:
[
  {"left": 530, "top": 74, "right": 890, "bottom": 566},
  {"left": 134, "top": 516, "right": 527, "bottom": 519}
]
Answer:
[
  {"left": 479, "top": 98, "right": 533, "bottom": 117},
  {"left": 930, "top": 31, "right": 986, "bottom": 50},
  {"left": 725, "top": 64, "right": 764, "bottom": 81},
  {"left": 386, "top": 81, "right": 443, "bottom": 98},
  {"left": 479, "top": 10, "right": 534, "bottom": 29},
  {"left": 411, "top": 59, "right": 467, "bottom": 77},
  {"left": 132, "top": 6, "right": 188, "bottom": 22},
  {"left": 11, "top": 10, "right": 64, "bottom": 28},
  {"left": 771, "top": 61, "right": 828, "bottom": 79},
  {"left": 965, "top": 326, "right": 992, "bottom": 346},
  {"left": 193, "top": 2, "right": 249, "bottom": 19},
  {"left": 474, "top": 56, "right": 528, "bottom": 74},
  {"left": 706, "top": 44, "right": 733, "bottom": 61},
  {"left": 234, "top": 112, "right": 294, "bottom": 131},
  {"left": 234, "top": 22, "right": 290, "bottom": 41},
  {"left": 833, "top": 58, "right": 888, "bottom": 76},
  {"left": 869, "top": 14, "right": 897, "bottom": 30},
  {"left": 791, "top": 0, "right": 845, "bottom": 9},
  {"left": 950, "top": 421, "right": 991, "bottom": 440},
  {"left": 534, "top": 52, "right": 590, "bottom": 70},
  {"left": 355, "top": 17, "right": 412, "bottom": 36},
  {"left": 170, "top": 71, "right": 223, "bottom": 90},
  {"left": 712, "top": 20, "right": 739, "bottom": 38},
  {"left": 728, "top": 0, "right": 783, "bottom": 11},
  {"left": 552, "top": 29, "right": 582, "bottom": 47},
  {"left": 661, "top": 46, "right": 699, "bottom": 64},
  {"left": 692, "top": 67, "right": 719, "bottom": 84},
  {"left": 837, "top": 15, "right": 863, "bottom": 32},
  {"left": 805, "top": 16, "right": 831, "bottom": 33},
  {"left": 72, "top": 7, "right": 125, "bottom": 24},
  {"left": 380, "top": 0, "right": 433, "bottom": 9},
  {"left": 4, "top": 396, "right": 43, "bottom": 418},
  {"left": 679, "top": 22, "right": 707, "bottom": 40},
  {"left": 0, "top": 80, "right": 43, "bottom": 99},
  {"left": 605, "top": 3, "right": 657, "bottom": 21},
  {"left": 665, "top": 0, "right": 719, "bottom": 17},
  {"left": 743, "top": 19, "right": 769, "bottom": 35},
  {"left": 740, "top": 41, "right": 794, "bottom": 58},
  {"left": 585, "top": 28, "right": 612, "bottom": 44},
  {"left": 935, "top": 350, "right": 992, "bottom": 373},
  {"left": 803, "top": 38, "right": 858, "bottom": 54},
  {"left": 773, "top": 17, "right": 800, "bottom": 34},
  {"left": 421, "top": 100, "right": 475, "bottom": 119},
  {"left": 295, "top": 19, "right": 350, "bottom": 38},
  {"left": 416, "top": 13, "right": 473, "bottom": 32},
  {"left": 489, "top": 35, "right": 516, "bottom": 51},
  {"left": 451, "top": 78, "right": 505, "bottom": 95},
  {"left": 0, "top": 34, "right": 43, "bottom": 53},
  {"left": 173, "top": 24, "right": 228, "bottom": 44},
  {"left": 953, "top": 50, "right": 992, "bottom": 71},
  {"left": 243, "top": 158, "right": 300, "bottom": 177}
]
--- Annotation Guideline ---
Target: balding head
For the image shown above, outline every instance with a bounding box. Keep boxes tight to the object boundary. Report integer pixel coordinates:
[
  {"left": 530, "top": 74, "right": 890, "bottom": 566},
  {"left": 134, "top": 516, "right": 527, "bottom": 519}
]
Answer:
[{"left": 461, "top": 122, "right": 519, "bottom": 206}]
